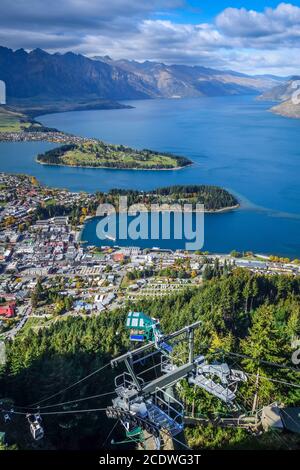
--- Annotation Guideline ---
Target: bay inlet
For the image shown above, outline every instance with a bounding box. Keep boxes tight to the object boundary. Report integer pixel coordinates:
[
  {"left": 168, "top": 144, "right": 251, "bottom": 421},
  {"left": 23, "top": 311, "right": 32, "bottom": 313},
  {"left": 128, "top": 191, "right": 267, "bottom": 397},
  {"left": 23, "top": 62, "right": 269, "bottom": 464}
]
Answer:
[{"left": 0, "top": 95, "right": 299, "bottom": 256}]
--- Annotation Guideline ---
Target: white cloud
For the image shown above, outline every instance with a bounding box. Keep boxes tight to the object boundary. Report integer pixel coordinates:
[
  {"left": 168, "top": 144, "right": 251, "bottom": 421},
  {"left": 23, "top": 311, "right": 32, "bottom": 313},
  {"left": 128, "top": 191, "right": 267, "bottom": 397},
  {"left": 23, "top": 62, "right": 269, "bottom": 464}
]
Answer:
[
  {"left": 0, "top": 1, "right": 300, "bottom": 75},
  {"left": 216, "top": 3, "right": 300, "bottom": 43},
  {"left": 0, "top": 0, "right": 184, "bottom": 30}
]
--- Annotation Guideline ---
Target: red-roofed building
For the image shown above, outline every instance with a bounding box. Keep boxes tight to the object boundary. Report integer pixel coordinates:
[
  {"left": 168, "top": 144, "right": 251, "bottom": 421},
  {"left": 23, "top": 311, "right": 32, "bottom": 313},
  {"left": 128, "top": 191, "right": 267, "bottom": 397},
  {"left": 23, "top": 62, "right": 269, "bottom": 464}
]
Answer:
[
  {"left": 113, "top": 253, "right": 125, "bottom": 263},
  {"left": 0, "top": 303, "right": 16, "bottom": 318}
]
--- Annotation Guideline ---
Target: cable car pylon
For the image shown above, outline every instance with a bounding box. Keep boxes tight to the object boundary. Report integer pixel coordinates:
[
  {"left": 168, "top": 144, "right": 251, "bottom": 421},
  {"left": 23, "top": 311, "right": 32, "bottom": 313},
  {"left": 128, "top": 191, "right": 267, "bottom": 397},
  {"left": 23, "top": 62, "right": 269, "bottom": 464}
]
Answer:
[{"left": 106, "top": 312, "right": 247, "bottom": 449}]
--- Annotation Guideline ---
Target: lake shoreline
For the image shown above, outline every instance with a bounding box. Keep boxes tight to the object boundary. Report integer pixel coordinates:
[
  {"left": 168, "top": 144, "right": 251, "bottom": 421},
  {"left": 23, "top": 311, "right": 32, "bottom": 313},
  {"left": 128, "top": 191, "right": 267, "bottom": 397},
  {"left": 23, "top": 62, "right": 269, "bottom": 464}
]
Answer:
[
  {"left": 4, "top": 100, "right": 133, "bottom": 119},
  {"left": 35, "top": 157, "right": 193, "bottom": 171},
  {"left": 83, "top": 203, "right": 240, "bottom": 219}
]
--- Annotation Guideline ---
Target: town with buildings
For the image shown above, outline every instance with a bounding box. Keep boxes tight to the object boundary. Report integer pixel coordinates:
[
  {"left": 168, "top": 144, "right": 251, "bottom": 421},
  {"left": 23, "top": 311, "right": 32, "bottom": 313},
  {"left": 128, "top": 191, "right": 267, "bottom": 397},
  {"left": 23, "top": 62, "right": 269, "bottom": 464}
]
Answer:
[
  {"left": 0, "top": 130, "right": 99, "bottom": 144},
  {"left": 0, "top": 172, "right": 299, "bottom": 341}
]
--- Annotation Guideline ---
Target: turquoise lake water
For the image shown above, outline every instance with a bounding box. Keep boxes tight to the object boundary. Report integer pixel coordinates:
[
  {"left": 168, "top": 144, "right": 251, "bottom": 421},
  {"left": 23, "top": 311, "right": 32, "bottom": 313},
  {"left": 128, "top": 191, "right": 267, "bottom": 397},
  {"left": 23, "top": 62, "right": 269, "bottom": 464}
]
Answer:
[{"left": 0, "top": 95, "right": 299, "bottom": 256}]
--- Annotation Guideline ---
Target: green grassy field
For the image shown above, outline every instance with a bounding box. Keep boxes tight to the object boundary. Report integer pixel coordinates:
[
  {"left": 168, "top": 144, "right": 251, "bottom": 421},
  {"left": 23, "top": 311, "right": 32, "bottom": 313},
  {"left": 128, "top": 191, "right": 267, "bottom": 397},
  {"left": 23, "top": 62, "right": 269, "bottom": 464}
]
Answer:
[
  {"left": 0, "top": 108, "right": 32, "bottom": 133},
  {"left": 63, "top": 144, "right": 179, "bottom": 168},
  {"left": 0, "top": 110, "right": 23, "bottom": 132}
]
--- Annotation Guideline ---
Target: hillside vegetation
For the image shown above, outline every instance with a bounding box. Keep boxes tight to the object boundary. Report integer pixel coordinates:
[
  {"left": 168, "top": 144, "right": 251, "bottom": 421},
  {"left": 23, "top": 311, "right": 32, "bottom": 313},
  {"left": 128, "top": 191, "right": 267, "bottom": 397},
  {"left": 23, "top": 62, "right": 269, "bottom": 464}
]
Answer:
[{"left": 0, "top": 270, "right": 299, "bottom": 450}]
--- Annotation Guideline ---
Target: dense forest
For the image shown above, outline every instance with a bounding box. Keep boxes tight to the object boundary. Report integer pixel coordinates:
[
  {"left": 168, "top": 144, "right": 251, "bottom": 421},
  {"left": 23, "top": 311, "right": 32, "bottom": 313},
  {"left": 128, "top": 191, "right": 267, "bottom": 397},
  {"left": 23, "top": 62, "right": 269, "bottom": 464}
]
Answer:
[
  {"left": 0, "top": 269, "right": 299, "bottom": 450},
  {"left": 108, "top": 185, "right": 239, "bottom": 211},
  {"left": 36, "top": 142, "right": 192, "bottom": 170}
]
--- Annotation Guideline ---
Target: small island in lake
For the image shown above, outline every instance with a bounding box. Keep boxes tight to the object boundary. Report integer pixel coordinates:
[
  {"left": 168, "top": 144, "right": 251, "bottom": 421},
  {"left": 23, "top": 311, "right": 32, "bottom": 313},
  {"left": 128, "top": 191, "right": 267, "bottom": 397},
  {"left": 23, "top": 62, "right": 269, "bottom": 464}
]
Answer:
[
  {"left": 100, "top": 185, "right": 239, "bottom": 212},
  {"left": 36, "top": 141, "right": 192, "bottom": 170}
]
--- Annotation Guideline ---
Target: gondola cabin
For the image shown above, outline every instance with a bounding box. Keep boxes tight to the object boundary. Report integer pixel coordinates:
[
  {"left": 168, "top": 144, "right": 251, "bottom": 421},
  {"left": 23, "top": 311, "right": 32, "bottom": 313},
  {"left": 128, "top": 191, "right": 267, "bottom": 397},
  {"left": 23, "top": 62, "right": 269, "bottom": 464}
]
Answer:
[
  {"left": 27, "top": 414, "right": 44, "bottom": 441},
  {"left": 126, "top": 311, "right": 160, "bottom": 343}
]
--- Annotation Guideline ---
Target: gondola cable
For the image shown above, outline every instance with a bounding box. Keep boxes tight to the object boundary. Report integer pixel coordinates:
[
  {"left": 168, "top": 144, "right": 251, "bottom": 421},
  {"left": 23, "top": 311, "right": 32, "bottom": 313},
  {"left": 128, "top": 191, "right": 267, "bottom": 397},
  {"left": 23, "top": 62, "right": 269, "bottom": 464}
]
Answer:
[
  {"left": 9, "top": 407, "right": 108, "bottom": 416},
  {"left": 222, "top": 350, "right": 300, "bottom": 373},
  {"left": 26, "top": 361, "right": 111, "bottom": 407},
  {"left": 14, "top": 391, "right": 116, "bottom": 411}
]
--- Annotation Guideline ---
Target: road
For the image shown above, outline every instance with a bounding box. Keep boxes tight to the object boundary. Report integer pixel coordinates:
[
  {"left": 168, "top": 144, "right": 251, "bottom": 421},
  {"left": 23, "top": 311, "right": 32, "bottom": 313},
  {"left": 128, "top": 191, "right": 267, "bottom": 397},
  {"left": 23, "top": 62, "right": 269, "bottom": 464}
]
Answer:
[{"left": 3, "top": 303, "right": 32, "bottom": 340}]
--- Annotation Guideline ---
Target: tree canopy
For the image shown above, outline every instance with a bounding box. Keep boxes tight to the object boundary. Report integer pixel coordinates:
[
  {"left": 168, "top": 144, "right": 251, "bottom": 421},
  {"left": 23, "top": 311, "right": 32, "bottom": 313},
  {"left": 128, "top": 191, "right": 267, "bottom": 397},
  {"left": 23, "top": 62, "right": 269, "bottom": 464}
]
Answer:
[{"left": 0, "top": 269, "right": 299, "bottom": 449}]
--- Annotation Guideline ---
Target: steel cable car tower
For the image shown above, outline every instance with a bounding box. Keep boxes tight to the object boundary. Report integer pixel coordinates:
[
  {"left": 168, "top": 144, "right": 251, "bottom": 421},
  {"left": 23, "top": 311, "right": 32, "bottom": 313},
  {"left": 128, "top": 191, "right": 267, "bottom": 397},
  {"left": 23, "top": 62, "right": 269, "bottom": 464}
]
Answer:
[{"left": 106, "top": 311, "right": 247, "bottom": 449}]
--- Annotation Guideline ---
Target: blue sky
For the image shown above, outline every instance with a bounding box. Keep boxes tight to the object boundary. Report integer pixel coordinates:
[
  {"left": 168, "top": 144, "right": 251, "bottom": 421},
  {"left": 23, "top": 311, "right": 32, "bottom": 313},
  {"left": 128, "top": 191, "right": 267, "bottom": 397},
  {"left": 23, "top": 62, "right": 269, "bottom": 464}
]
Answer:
[
  {"left": 1, "top": 1, "right": 300, "bottom": 75},
  {"left": 158, "top": 1, "right": 300, "bottom": 21}
]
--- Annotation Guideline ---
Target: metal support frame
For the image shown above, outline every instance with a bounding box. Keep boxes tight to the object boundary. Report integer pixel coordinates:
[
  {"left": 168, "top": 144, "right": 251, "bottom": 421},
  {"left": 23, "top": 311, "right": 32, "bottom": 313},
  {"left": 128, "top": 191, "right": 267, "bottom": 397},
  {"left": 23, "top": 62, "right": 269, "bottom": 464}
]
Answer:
[
  {"left": 142, "top": 363, "right": 195, "bottom": 395},
  {"left": 124, "top": 358, "right": 142, "bottom": 391},
  {"left": 188, "top": 327, "right": 194, "bottom": 364},
  {"left": 107, "top": 319, "right": 247, "bottom": 445}
]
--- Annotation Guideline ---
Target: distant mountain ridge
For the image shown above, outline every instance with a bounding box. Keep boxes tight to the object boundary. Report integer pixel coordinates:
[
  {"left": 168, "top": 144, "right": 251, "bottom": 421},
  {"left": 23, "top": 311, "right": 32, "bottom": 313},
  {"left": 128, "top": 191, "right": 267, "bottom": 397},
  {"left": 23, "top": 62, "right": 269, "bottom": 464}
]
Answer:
[
  {"left": 259, "top": 77, "right": 300, "bottom": 119},
  {"left": 94, "top": 55, "right": 284, "bottom": 99},
  {"left": 0, "top": 46, "right": 285, "bottom": 105}
]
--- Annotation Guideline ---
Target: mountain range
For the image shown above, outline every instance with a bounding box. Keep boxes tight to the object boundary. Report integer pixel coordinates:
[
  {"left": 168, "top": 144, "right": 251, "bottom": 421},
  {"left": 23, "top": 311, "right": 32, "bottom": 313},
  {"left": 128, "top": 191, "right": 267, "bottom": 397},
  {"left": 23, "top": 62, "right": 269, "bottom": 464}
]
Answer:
[
  {"left": 0, "top": 46, "right": 286, "bottom": 106},
  {"left": 259, "top": 77, "right": 300, "bottom": 119},
  {"left": 93, "top": 55, "right": 284, "bottom": 99}
]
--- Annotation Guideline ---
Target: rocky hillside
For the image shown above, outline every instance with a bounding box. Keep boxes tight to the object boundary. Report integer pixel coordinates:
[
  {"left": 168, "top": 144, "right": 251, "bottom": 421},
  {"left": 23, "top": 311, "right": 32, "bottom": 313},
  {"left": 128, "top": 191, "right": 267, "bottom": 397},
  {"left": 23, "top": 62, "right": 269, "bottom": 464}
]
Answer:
[
  {"left": 95, "top": 56, "right": 282, "bottom": 99},
  {"left": 259, "top": 77, "right": 300, "bottom": 119},
  {"left": 258, "top": 77, "right": 300, "bottom": 101},
  {"left": 272, "top": 100, "right": 300, "bottom": 119}
]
